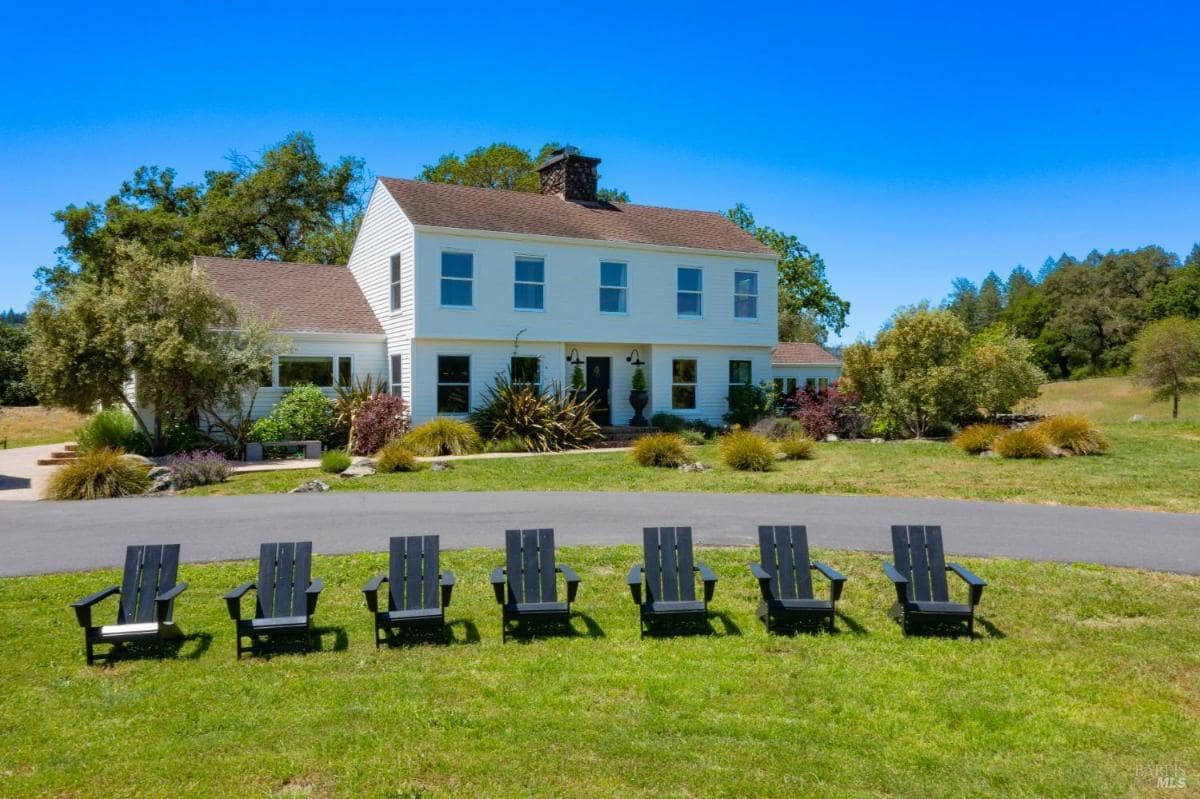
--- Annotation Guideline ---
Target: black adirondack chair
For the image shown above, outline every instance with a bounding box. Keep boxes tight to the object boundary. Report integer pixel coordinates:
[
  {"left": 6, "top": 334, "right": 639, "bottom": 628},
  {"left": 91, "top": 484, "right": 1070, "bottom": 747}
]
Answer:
[
  {"left": 363, "top": 535, "right": 456, "bottom": 646},
  {"left": 225, "top": 541, "right": 325, "bottom": 658},
  {"left": 69, "top": 544, "right": 188, "bottom": 665},
  {"left": 490, "top": 528, "right": 580, "bottom": 640},
  {"left": 750, "top": 525, "right": 846, "bottom": 633},
  {"left": 627, "top": 526, "right": 717, "bottom": 635},
  {"left": 883, "top": 525, "right": 987, "bottom": 635}
]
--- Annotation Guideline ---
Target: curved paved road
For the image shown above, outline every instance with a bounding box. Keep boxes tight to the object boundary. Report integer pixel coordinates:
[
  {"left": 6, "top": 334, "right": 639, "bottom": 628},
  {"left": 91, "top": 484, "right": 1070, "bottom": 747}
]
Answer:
[{"left": 1, "top": 492, "right": 1197, "bottom": 576}]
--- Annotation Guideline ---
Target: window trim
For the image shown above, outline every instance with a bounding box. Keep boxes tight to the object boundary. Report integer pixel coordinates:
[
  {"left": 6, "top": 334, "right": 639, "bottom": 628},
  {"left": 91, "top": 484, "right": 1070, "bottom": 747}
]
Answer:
[
  {"left": 439, "top": 249, "right": 475, "bottom": 310},
  {"left": 436, "top": 354, "right": 472, "bottom": 415},
  {"left": 389, "top": 253, "right": 403, "bottom": 313},
  {"left": 671, "top": 358, "right": 698, "bottom": 411},
  {"left": 733, "top": 269, "right": 759, "bottom": 320},
  {"left": 513, "top": 254, "right": 546, "bottom": 312},
  {"left": 677, "top": 266, "right": 704, "bottom": 319},
  {"left": 599, "top": 260, "right": 629, "bottom": 316}
]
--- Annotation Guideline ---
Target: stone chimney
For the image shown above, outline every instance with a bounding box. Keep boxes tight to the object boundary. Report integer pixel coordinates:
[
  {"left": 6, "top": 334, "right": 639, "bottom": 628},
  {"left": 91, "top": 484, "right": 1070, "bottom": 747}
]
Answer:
[{"left": 536, "top": 146, "right": 601, "bottom": 202}]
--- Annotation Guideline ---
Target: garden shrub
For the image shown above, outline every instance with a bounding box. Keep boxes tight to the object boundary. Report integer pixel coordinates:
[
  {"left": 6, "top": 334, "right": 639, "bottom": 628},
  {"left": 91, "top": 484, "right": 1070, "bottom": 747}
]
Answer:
[
  {"left": 1032, "top": 415, "right": 1109, "bottom": 455},
  {"left": 953, "top": 423, "right": 1007, "bottom": 454},
  {"left": 631, "top": 432, "right": 689, "bottom": 468},
  {"left": 781, "top": 383, "right": 870, "bottom": 440},
  {"left": 320, "top": 450, "right": 351, "bottom": 474},
  {"left": 778, "top": 435, "right": 815, "bottom": 460},
  {"left": 680, "top": 429, "right": 707, "bottom": 446},
  {"left": 169, "top": 450, "right": 233, "bottom": 488},
  {"left": 470, "top": 375, "right": 601, "bottom": 452},
  {"left": 75, "top": 409, "right": 141, "bottom": 453},
  {"left": 650, "top": 413, "right": 686, "bottom": 433},
  {"left": 375, "top": 441, "right": 418, "bottom": 473},
  {"left": 45, "top": 448, "right": 151, "bottom": 500},
  {"left": 719, "top": 429, "right": 775, "bottom": 471},
  {"left": 993, "top": 428, "right": 1051, "bottom": 459},
  {"left": 350, "top": 394, "right": 410, "bottom": 456},
  {"left": 724, "top": 382, "right": 774, "bottom": 427},
  {"left": 248, "top": 384, "right": 334, "bottom": 444},
  {"left": 751, "top": 416, "right": 803, "bottom": 440},
  {"left": 402, "top": 417, "right": 482, "bottom": 456}
]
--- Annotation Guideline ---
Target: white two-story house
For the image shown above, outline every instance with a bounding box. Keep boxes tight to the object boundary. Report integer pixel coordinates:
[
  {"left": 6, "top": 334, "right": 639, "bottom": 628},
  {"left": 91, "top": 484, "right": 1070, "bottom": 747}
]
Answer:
[{"left": 198, "top": 148, "right": 839, "bottom": 429}]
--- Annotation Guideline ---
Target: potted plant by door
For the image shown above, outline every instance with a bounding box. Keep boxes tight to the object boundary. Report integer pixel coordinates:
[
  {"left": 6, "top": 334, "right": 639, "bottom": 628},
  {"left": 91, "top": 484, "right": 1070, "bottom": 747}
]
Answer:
[
  {"left": 570, "top": 363, "right": 587, "bottom": 404},
  {"left": 629, "top": 367, "right": 649, "bottom": 426}
]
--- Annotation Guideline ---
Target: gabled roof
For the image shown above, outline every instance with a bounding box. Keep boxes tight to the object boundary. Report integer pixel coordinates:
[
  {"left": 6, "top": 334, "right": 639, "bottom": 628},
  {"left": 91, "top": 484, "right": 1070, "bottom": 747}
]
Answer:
[
  {"left": 378, "top": 178, "right": 776, "bottom": 256},
  {"left": 772, "top": 342, "right": 841, "bottom": 366},
  {"left": 195, "top": 256, "right": 383, "bottom": 336}
]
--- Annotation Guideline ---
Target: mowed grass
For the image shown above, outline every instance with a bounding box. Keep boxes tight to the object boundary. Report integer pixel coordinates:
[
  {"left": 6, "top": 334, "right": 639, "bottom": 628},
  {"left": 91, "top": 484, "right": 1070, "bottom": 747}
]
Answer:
[
  {"left": 2, "top": 546, "right": 1197, "bottom": 797},
  {"left": 0, "top": 405, "right": 84, "bottom": 448}
]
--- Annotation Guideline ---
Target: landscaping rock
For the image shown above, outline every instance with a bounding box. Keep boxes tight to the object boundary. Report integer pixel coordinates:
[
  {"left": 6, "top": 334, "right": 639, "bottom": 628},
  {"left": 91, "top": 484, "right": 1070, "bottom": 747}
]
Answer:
[
  {"left": 147, "top": 466, "right": 171, "bottom": 480},
  {"left": 824, "top": 434, "right": 839, "bottom": 442},
  {"left": 290, "top": 479, "right": 330, "bottom": 493},
  {"left": 122, "top": 453, "right": 153, "bottom": 466},
  {"left": 1129, "top": 414, "right": 1147, "bottom": 423},
  {"left": 431, "top": 462, "right": 454, "bottom": 472},
  {"left": 870, "top": 437, "right": 884, "bottom": 444},
  {"left": 340, "top": 464, "right": 376, "bottom": 478},
  {"left": 350, "top": 456, "right": 376, "bottom": 467},
  {"left": 1047, "top": 445, "right": 1070, "bottom": 458},
  {"left": 145, "top": 474, "right": 173, "bottom": 493},
  {"left": 678, "top": 461, "right": 711, "bottom": 472},
  {"left": 978, "top": 450, "right": 999, "bottom": 458}
]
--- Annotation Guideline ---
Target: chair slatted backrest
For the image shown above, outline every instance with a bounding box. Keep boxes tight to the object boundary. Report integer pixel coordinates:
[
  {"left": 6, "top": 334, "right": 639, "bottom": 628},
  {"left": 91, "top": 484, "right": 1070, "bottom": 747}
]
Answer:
[
  {"left": 757, "top": 525, "right": 815, "bottom": 601},
  {"left": 891, "top": 525, "right": 950, "bottom": 603},
  {"left": 505, "top": 529, "right": 558, "bottom": 604},
  {"left": 256, "top": 541, "right": 312, "bottom": 619},
  {"left": 117, "top": 544, "right": 180, "bottom": 624},
  {"left": 388, "top": 535, "right": 441, "bottom": 611},
  {"left": 642, "top": 527, "right": 696, "bottom": 603}
]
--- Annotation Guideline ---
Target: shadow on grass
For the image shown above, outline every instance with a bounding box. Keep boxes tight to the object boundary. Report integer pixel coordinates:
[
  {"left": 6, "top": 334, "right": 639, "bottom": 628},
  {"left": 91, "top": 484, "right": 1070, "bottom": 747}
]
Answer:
[
  {"left": 765, "top": 612, "right": 867, "bottom": 637},
  {"left": 93, "top": 631, "right": 213, "bottom": 667},
  {"left": 240, "top": 626, "right": 349, "bottom": 659},
  {"left": 641, "top": 611, "right": 742, "bottom": 638},
  {"left": 500, "top": 611, "right": 606, "bottom": 643},
  {"left": 902, "top": 616, "right": 1005, "bottom": 640}
]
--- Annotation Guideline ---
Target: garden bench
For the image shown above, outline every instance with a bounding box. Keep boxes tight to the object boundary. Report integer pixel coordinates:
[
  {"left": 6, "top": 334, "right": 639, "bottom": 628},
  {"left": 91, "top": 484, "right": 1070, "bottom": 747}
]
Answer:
[
  {"left": 750, "top": 525, "right": 846, "bottom": 633},
  {"left": 243, "top": 440, "right": 321, "bottom": 461}
]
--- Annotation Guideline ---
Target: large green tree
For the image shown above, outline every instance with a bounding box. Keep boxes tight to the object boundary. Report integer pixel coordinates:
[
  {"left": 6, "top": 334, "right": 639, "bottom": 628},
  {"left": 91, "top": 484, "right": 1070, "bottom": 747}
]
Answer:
[
  {"left": 726, "top": 204, "right": 849, "bottom": 341},
  {"left": 0, "top": 322, "right": 38, "bottom": 406},
  {"left": 1148, "top": 244, "right": 1200, "bottom": 320},
  {"left": 1132, "top": 316, "right": 1200, "bottom": 419},
  {"left": 418, "top": 142, "right": 630, "bottom": 202}
]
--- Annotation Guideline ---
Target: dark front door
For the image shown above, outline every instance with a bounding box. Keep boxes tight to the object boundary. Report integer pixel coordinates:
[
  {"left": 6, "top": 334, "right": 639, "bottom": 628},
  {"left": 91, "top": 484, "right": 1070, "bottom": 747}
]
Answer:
[{"left": 586, "top": 357, "right": 612, "bottom": 426}]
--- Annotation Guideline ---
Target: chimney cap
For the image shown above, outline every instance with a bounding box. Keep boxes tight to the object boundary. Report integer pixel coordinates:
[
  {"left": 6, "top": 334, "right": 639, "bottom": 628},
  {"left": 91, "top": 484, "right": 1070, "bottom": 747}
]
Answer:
[{"left": 536, "top": 146, "right": 601, "bottom": 172}]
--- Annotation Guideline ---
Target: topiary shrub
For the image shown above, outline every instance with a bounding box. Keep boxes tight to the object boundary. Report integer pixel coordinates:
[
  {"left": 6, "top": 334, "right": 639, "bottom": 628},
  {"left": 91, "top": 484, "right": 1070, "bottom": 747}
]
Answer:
[
  {"left": 953, "top": 423, "right": 1007, "bottom": 454},
  {"left": 320, "top": 450, "right": 351, "bottom": 474},
  {"left": 168, "top": 450, "right": 232, "bottom": 488},
  {"left": 470, "top": 375, "right": 601, "bottom": 452},
  {"left": 375, "top": 441, "right": 419, "bottom": 473},
  {"left": 350, "top": 394, "right": 410, "bottom": 456},
  {"left": 993, "top": 428, "right": 1051, "bottom": 459},
  {"left": 75, "top": 409, "right": 143, "bottom": 454},
  {"left": 402, "top": 417, "right": 482, "bottom": 456},
  {"left": 650, "top": 412, "right": 686, "bottom": 433},
  {"left": 720, "top": 430, "right": 776, "bottom": 471},
  {"left": 752, "top": 416, "right": 803, "bottom": 440},
  {"left": 248, "top": 384, "right": 334, "bottom": 444},
  {"left": 45, "top": 448, "right": 151, "bottom": 500},
  {"left": 1032, "top": 415, "right": 1109, "bottom": 455},
  {"left": 778, "top": 435, "right": 815, "bottom": 460},
  {"left": 631, "top": 432, "right": 690, "bottom": 468}
]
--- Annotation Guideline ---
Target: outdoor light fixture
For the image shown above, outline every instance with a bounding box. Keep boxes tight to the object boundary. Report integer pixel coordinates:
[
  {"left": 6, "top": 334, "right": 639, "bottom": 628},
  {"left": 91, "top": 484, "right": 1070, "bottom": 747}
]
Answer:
[
  {"left": 566, "top": 348, "right": 584, "bottom": 366},
  {"left": 625, "top": 348, "right": 645, "bottom": 367}
]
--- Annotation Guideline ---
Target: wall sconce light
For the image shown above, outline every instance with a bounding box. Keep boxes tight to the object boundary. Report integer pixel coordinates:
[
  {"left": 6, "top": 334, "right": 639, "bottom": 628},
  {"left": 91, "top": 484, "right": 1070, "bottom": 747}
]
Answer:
[
  {"left": 625, "top": 348, "right": 645, "bottom": 367},
  {"left": 566, "top": 348, "right": 584, "bottom": 366}
]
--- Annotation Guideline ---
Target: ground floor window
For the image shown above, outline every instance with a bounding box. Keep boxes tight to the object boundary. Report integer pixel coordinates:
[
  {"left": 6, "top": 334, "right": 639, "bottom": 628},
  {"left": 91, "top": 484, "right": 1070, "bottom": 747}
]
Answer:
[
  {"left": 278, "top": 356, "right": 334, "bottom": 387},
  {"left": 672, "top": 359, "right": 697, "bottom": 410},
  {"left": 390, "top": 355, "right": 402, "bottom": 396},
  {"left": 510, "top": 356, "right": 540, "bottom": 392},
  {"left": 728, "top": 360, "right": 752, "bottom": 406},
  {"left": 773, "top": 377, "right": 797, "bottom": 395},
  {"left": 338, "top": 356, "right": 352, "bottom": 387},
  {"left": 437, "top": 355, "right": 470, "bottom": 413}
]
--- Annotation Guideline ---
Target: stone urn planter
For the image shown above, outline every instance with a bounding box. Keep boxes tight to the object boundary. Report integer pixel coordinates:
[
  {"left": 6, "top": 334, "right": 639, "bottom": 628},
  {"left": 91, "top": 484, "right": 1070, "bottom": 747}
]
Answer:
[{"left": 628, "top": 367, "right": 649, "bottom": 427}]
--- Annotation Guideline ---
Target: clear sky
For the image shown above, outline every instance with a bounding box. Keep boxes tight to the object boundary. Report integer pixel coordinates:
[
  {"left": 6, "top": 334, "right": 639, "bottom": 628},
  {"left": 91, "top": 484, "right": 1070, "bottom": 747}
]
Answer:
[{"left": 3, "top": 2, "right": 1198, "bottom": 341}]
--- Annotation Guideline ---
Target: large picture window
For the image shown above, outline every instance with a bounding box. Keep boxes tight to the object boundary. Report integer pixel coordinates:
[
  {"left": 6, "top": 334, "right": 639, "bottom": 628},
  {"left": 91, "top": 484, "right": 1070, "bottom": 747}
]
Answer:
[
  {"left": 437, "top": 355, "right": 471, "bottom": 414},
  {"left": 672, "top": 358, "right": 697, "bottom": 410},
  {"left": 677, "top": 267, "right": 703, "bottom": 317},
  {"left": 441, "top": 252, "right": 473, "bottom": 308},
  {"left": 514, "top": 257, "right": 545, "bottom": 311},
  {"left": 510, "top": 356, "right": 540, "bottom": 391},
  {"left": 600, "top": 261, "right": 627, "bottom": 313},
  {"left": 278, "top": 356, "right": 334, "bottom": 387},
  {"left": 734, "top": 271, "right": 758, "bottom": 319},
  {"left": 390, "top": 254, "right": 403, "bottom": 311}
]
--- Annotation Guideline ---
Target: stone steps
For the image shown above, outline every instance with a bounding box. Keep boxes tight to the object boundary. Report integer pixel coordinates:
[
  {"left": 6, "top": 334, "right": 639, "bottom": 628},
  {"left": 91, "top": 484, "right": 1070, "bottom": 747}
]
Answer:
[{"left": 37, "top": 442, "right": 81, "bottom": 466}]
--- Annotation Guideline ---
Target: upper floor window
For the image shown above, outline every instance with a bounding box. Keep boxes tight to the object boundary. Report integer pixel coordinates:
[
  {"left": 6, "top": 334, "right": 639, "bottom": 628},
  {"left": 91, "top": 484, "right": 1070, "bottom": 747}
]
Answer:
[
  {"left": 510, "top": 356, "right": 541, "bottom": 392},
  {"left": 514, "top": 257, "right": 545, "bottom": 311},
  {"left": 441, "top": 251, "right": 473, "bottom": 308},
  {"left": 677, "top": 267, "right": 703, "bottom": 317},
  {"left": 437, "top": 355, "right": 470, "bottom": 413},
  {"left": 672, "top": 358, "right": 697, "bottom": 410},
  {"left": 389, "top": 254, "right": 402, "bottom": 311},
  {"left": 600, "top": 261, "right": 627, "bottom": 313},
  {"left": 734, "top": 271, "right": 758, "bottom": 319}
]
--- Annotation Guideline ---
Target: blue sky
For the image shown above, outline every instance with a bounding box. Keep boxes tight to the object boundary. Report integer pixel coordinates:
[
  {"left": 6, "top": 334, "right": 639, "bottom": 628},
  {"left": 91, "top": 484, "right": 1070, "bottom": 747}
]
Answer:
[{"left": 3, "top": 2, "right": 1198, "bottom": 341}]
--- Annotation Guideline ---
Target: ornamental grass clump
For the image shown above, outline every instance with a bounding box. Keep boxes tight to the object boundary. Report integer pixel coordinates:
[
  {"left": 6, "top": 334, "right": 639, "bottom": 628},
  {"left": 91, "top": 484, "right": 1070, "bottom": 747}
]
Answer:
[
  {"left": 953, "top": 423, "right": 1007, "bottom": 455},
  {"left": 402, "top": 417, "right": 482, "bottom": 456},
  {"left": 470, "top": 375, "right": 601, "bottom": 452},
  {"left": 631, "top": 433, "right": 690, "bottom": 468},
  {"left": 45, "top": 448, "right": 151, "bottom": 500},
  {"left": 1032, "top": 414, "right": 1109, "bottom": 455},
  {"left": 720, "top": 429, "right": 776, "bottom": 471},
  {"left": 75, "top": 409, "right": 143, "bottom": 454},
  {"left": 320, "top": 450, "right": 351, "bottom": 474},
  {"left": 168, "top": 450, "right": 232, "bottom": 489},
  {"left": 375, "top": 441, "right": 418, "bottom": 473},
  {"left": 992, "top": 428, "right": 1051, "bottom": 459},
  {"left": 778, "top": 435, "right": 816, "bottom": 460}
]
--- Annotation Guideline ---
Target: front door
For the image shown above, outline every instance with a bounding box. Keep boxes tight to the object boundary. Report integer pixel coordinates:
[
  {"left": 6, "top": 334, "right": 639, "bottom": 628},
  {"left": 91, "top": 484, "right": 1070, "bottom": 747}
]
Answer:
[{"left": 586, "top": 357, "right": 612, "bottom": 426}]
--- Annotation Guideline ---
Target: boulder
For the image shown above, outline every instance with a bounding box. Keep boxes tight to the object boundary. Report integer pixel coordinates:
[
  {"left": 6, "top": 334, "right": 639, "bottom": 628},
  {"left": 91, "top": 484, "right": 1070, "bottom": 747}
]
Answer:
[
  {"left": 431, "top": 462, "right": 455, "bottom": 472},
  {"left": 122, "top": 453, "right": 153, "bottom": 466},
  {"left": 824, "top": 434, "right": 839, "bottom": 442},
  {"left": 350, "top": 456, "right": 376, "bottom": 467},
  {"left": 870, "top": 437, "right": 884, "bottom": 444},
  {"left": 978, "top": 450, "right": 999, "bottom": 458},
  {"left": 1129, "top": 414, "right": 1147, "bottom": 423},
  {"left": 340, "top": 464, "right": 376, "bottom": 478},
  {"left": 147, "top": 466, "right": 171, "bottom": 480},
  {"left": 145, "top": 474, "right": 173, "bottom": 493},
  {"left": 678, "top": 461, "right": 711, "bottom": 473},
  {"left": 290, "top": 479, "right": 330, "bottom": 493}
]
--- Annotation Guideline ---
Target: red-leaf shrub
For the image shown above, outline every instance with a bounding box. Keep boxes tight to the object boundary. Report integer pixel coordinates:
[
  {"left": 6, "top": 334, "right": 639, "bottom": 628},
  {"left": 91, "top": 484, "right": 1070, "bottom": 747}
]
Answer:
[
  {"left": 351, "top": 394, "right": 410, "bottom": 455},
  {"left": 780, "top": 382, "right": 869, "bottom": 439}
]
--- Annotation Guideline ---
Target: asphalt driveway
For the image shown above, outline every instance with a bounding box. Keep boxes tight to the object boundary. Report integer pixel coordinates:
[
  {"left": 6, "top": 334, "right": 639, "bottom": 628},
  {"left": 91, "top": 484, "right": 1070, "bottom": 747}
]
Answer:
[{"left": 0, "top": 492, "right": 1197, "bottom": 576}]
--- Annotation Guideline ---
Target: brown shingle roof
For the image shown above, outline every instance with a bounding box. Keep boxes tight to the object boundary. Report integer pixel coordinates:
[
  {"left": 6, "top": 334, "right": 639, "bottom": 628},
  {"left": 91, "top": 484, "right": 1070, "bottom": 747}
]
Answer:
[
  {"left": 195, "top": 256, "right": 383, "bottom": 336},
  {"left": 379, "top": 178, "right": 775, "bottom": 256},
  {"left": 772, "top": 343, "right": 841, "bottom": 366}
]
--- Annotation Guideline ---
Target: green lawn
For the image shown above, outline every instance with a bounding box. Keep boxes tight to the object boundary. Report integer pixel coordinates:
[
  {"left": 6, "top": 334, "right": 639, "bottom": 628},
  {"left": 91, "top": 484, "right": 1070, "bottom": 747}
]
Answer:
[{"left": 1, "top": 546, "right": 1196, "bottom": 797}]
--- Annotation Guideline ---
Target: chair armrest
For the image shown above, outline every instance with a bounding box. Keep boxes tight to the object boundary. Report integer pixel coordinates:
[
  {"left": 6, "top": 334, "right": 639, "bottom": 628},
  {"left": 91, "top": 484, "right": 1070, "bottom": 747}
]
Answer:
[
  {"left": 695, "top": 563, "right": 718, "bottom": 603},
  {"left": 490, "top": 567, "right": 506, "bottom": 604},
  {"left": 811, "top": 561, "right": 847, "bottom": 602},
  {"left": 749, "top": 563, "right": 772, "bottom": 600},
  {"left": 70, "top": 585, "right": 119, "bottom": 628},
  {"left": 224, "top": 581, "right": 256, "bottom": 621},
  {"left": 306, "top": 579, "right": 325, "bottom": 616},
  {"left": 627, "top": 564, "right": 643, "bottom": 605},
  {"left": 362, "top": 574, "right": 387, "bottom": 613},
  {"left": 882, "top": 563, "right": 909, "bottom": 604},
  {"left": 558, "top": 564, "right": 581, "bottom": 604},
  {"left": 440, "top": 570, "right": 456, "bottom": 608},
  {"left": 948, "top": 562, "right": 987, "bottom": 606},
  {"left": 154, "top": 582, "right": 188, "bottom": 623}
]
